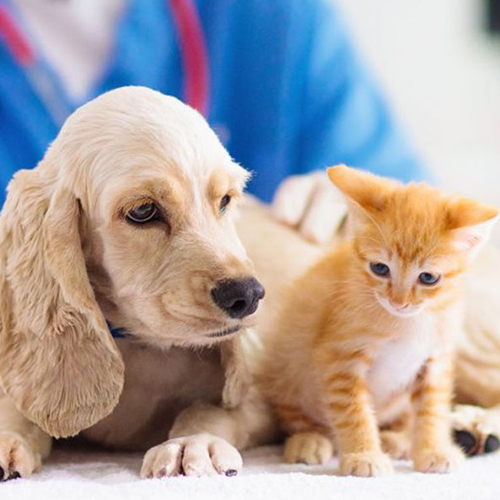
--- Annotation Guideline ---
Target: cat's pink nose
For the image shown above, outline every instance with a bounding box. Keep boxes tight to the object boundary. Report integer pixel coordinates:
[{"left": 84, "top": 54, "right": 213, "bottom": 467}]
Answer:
[{"left": 389, "top": 300, "right": 410, "bottom": 311}]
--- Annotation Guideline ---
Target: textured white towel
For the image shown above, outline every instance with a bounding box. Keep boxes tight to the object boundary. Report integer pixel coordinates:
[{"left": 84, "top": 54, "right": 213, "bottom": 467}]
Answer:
[{"left": 1, "top": 444, "right": 499, "bottom": 500}]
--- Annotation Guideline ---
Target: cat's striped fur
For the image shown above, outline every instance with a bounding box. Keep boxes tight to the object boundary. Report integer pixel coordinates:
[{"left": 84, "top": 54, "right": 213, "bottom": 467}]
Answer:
[{"left": 260, "top": 165, "right": 498, "bottom": 476}]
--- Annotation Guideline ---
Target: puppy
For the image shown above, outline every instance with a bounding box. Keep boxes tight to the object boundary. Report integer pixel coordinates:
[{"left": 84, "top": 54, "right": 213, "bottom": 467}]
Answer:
[
  {"left": 0, "top": 87, "right": 273, "bottom": 480},
  {"left": 2, "top": 87, "right": 498, "bottom": 481}
]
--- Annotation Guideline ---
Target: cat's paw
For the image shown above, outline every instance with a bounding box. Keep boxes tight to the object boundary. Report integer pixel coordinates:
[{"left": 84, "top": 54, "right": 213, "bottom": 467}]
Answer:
[
  {"left": 452, "top": 404, "right": 500, "bottom": 456},
  {"left": 284, "top": 431, "right": 334, "bottom": 465},
  {"left": 412, "top": 445, "right": 464, "bottom": 473},
  {"left": 339, "top": 451, "right": 393, "bottom": 477},
  {"left": 0, "top": 432, "right": 40, "bottom": 480},
  {"left": 380, "top": 430, "right": 411, "bottom": 460},
  {"left": 140, "top": 433, "right": 242, "bottom": 478}
]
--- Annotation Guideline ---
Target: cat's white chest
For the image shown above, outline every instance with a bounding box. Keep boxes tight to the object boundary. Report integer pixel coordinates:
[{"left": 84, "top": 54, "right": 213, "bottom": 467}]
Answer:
[{"left": 367, "top": 315, "right": 437, "bottom": 405}]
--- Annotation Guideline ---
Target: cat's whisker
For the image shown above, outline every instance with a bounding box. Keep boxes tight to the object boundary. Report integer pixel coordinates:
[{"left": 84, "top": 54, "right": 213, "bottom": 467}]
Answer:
[{"left": 359, "top": 209, "right": 389, "bottom": 248}]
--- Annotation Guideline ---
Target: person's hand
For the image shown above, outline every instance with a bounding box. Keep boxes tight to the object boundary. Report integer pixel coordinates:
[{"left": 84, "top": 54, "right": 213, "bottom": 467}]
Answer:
[{"left": 271, "top": 172, "right": 347, "bottom": 244}]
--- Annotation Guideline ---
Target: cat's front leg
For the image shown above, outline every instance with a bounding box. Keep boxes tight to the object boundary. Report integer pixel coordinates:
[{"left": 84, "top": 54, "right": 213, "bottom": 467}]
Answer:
[
  {"left": 411, "top": 354, "right": 464, "bottom": 473},
  {"left": 321, "top": 356, "right": 393, "bottom": 477},
  {"left": 271, "top": 402, "right": 335, "bottom": 465}
]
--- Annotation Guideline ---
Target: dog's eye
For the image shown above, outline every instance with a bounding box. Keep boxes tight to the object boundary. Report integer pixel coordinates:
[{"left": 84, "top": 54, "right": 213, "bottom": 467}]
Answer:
[
  {"left": 220, "top": 195, "right": 231, "bottom": 213},
  {"left": 126, "top": 203, "right": 158, "bottom": 223}
]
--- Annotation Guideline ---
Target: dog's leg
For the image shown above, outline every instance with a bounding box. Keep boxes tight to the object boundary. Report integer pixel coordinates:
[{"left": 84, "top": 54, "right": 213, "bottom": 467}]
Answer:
[
  {"left": 452, "top": 404, "right": 500, "bottom": 456},
  {"left": 0, "top": 394, "right": 52, "bottom": 480},
  {"left": 140, "top": 390, "right": 278, "bottom": 478},
  {"left": 450, "top": 246, "right": 500, "bottom": 457}
]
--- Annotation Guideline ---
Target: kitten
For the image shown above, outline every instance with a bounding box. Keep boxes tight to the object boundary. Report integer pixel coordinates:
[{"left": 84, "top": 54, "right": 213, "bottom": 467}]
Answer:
[{"left": 260, "top": 165, "right": 498, "bottom": 477}]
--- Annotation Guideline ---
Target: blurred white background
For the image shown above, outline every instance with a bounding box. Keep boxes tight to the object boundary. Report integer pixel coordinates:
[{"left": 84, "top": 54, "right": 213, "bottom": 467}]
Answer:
[{"left": 335, "top": 0, "right": 500, "bottom": 242}]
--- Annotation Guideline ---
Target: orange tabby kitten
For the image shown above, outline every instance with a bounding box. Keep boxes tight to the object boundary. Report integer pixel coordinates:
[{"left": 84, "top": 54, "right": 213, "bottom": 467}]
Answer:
[{"left": 260, "top": 165, "right": 498, "bottom": 477}]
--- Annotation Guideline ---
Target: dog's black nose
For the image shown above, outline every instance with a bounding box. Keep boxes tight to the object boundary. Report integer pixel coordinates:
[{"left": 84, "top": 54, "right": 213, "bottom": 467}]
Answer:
[{"left": 211, "top": 277, "right": 265, "bottom": 319}]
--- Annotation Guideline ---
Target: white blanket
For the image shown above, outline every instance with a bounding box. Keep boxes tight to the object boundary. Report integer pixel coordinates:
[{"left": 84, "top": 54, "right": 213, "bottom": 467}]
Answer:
[{"left": 1, "top": 444, "right": 499, "bottom": 500}]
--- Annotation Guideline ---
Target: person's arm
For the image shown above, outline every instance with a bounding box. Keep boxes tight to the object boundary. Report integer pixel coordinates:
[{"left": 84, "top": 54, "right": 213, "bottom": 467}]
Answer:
[
  {"left": 297, "top": 2, "right": 423, "bottom": 181},
  {"left": 273, "top": 0, "right": 427, "bottom": 243}
]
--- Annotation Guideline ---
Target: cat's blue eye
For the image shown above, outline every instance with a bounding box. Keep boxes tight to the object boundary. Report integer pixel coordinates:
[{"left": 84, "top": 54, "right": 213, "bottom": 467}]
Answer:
[
  {"left": 419, "top": 272, "right": 440, "bottom": 286},
  {"left": 220, "top": 194, "right": 231, "bottom": 213},
  {"left": 370, "top": 262, "right": 390, "bottom": 277}
]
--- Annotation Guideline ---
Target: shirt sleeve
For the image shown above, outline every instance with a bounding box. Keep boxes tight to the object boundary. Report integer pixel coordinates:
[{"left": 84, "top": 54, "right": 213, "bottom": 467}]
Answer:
[{"left": 296, "top": 0, "right": 427, "bottom": 183}]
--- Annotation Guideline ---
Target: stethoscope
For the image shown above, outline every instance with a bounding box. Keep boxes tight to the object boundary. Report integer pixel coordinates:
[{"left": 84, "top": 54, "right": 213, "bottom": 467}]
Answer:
[{"left": 0, "top": 0, "right": 210, "bottom": 125}]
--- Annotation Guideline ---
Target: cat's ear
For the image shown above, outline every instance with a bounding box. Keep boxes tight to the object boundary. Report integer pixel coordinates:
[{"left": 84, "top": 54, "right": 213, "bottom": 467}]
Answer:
[
  {"left": 326, "top": 165, "right": 395, "bottom": 211},
  {"left": 326, "top": 165, "right": 394, "bottom": 230},
  {"left": 447, "top": 198, "right": 499, "bottom": 258}
]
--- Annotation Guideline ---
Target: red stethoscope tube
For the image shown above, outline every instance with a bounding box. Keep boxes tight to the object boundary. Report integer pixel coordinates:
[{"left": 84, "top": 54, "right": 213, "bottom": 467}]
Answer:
[
  {"left": 0, "top": 3, "right": 33, "bottom": 64},
  {"left": 168, "top": 0, "right": 209, "bottom": 116},
  {"left": 0, "top": 0, "right": 210, "bottom": 117}
]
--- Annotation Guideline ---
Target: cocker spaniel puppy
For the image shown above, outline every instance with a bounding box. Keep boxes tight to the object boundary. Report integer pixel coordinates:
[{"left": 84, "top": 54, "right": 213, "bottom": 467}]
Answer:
[
  {"left": 0, "top": 87, "right": 271, "bottom": 480},
  {"left": 2, "top": 86, "right": 499, "bottom": 483}
]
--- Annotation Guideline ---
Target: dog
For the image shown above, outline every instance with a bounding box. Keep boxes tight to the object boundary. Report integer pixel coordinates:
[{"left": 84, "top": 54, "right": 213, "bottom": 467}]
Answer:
[
  {"left": 0, "top": 87, "right": 276, "bottom": 480},
  {"left": 1, "top": 86, "right": 499, "bottom": 481}
]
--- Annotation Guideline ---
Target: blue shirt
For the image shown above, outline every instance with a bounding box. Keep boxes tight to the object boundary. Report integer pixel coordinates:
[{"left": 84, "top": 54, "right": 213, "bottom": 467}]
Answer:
[{"left": 0, "top": 0, "right": 424, "bottom": 207}]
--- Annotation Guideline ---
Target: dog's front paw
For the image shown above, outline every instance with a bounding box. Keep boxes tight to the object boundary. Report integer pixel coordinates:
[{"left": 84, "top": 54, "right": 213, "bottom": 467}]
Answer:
[
  {"left": 140, "top": 433, "right": 242, "bottom": 478},
  {"left": 412, "top": 445, "right": 464, "bottom": 473},
  {"left": 452, "top": 404, "right": 500, "bottom": 456},
  {"left": 339, "top": 451, "right": 393, "bottom": 477},
  {"left": 0, "top": 432, "right": 40, "bottom": 480},
  {"left": 284, "top": 431, "right": 334, "bottom": 465}
]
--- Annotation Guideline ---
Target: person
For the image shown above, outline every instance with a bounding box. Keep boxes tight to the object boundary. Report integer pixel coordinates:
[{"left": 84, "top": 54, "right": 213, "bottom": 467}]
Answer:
[{"left": 0, "top": 0, "right": 424, "bottom": 242}]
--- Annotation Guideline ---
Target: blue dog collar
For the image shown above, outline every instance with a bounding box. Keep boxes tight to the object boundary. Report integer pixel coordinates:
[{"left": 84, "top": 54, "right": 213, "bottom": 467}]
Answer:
[{"left": 106, "top": 321, "right": 127, "bottom": 339}]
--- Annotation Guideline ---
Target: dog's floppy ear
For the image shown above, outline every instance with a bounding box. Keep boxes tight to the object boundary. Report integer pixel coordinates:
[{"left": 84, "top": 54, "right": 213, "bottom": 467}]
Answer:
[
  {"left": 0, "top": 169, "right": 124, "bottom": 438},
  {"left": 220, "top": 335, "right": 251, "bottom": 409}
]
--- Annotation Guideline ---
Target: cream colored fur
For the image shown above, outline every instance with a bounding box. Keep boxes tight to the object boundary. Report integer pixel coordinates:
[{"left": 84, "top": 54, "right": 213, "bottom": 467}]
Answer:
[
  {"left": 0, "top": 87, "right": 272, "bottom": 479},
  {"left": 0, "top": 87, "right": 499, "bottom": 480}
]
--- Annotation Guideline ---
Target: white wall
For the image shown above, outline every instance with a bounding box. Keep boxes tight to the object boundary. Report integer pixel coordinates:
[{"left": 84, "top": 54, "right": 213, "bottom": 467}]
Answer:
[{"left": 335, "top": 0, "right": 500, "bottom": 240}]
